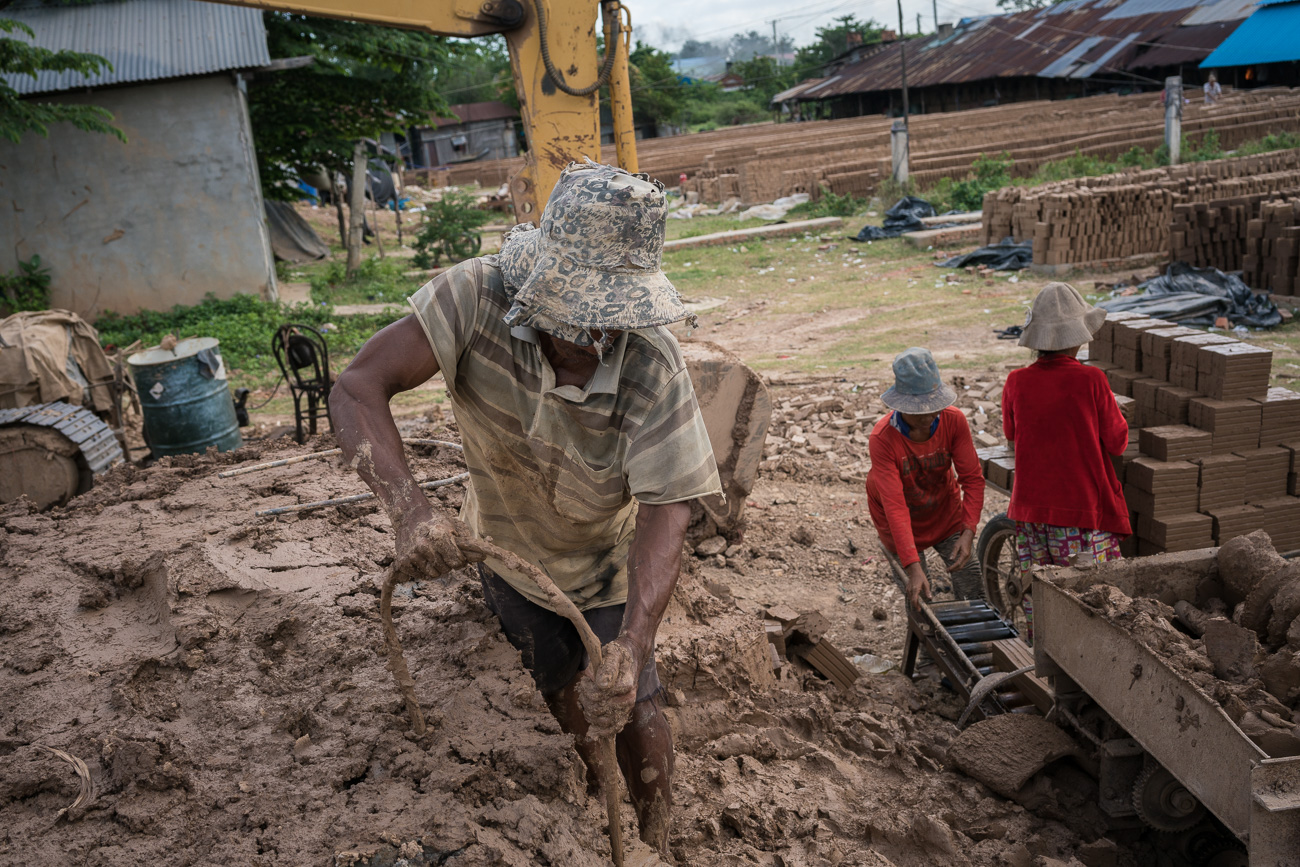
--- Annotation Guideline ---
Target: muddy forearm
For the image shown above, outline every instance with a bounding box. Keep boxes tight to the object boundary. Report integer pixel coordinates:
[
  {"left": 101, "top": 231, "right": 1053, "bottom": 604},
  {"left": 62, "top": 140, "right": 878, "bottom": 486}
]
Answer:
[
  {"left": 330, "top": 372, "right": 430, "bottom": 523},
  {"left": 622, "top": 501, "right": 691, "bottom": 665}
]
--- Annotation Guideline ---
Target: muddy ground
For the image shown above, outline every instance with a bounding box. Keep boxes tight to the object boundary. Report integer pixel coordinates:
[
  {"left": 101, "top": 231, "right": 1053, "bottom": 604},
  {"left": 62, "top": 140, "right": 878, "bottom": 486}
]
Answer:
[{"left": 1, "top": 367, "right": 1174, "bottom": 867}]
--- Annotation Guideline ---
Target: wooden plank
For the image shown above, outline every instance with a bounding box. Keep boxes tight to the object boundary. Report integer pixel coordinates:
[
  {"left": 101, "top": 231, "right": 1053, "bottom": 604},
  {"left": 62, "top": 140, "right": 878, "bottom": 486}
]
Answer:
[
  {"left": 796, "top": 640, "right": 860, "bottom": 691},
  {"left": 992, "top": 638, "right": 1055, "bottom": 714}
]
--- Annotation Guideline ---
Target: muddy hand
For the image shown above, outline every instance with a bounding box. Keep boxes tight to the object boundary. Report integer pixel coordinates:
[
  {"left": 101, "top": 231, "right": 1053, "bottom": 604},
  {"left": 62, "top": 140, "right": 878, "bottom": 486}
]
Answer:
[
  {"left": 393, "top": 511, "right": 479, "bottom": 580},
  {"left": 577, "top": 636, "right": 639, "bottom": 738},
  {"left": 905, "top": 561, "right": 931, "bottom": 609},
  {"left": 946, "top": 528, "right": 975, "bottom": 573}
]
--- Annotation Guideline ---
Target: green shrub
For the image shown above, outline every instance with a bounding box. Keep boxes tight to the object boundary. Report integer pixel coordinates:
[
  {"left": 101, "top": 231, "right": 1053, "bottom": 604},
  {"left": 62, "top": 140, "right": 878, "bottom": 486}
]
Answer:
[
  {"left": 0, "top": 255, "right": 52, "bottom": 315},
  {"left": 787, "top": 187, "right": 868, "bottom": 219},
  {"left": 1237, "top": 130, "right": 1300, "bottom": 156},
  {"left": 412, "top": 192, "right": 490, "bottom": 269},
  {"left": 948, "top": 152, "right": 1013, "bottom": 212},
  {"left": 310, "top": 256, "right": 411, "bottom": 306},
  {"left": 95, "top": 293, "right": 403, "bottom": 384}
]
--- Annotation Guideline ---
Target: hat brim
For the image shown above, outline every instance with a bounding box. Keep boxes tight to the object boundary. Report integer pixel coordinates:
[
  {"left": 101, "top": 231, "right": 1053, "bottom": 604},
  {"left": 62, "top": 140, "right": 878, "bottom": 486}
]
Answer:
[
  {"left": 1018, "top": 306, "right": 1106, "bottom": 351},
  {"left": 881, "top": 383, "right": 957, "bottom": 414},
  {"left": 499, "top": 226, "right": 689, "bottom": 330}
]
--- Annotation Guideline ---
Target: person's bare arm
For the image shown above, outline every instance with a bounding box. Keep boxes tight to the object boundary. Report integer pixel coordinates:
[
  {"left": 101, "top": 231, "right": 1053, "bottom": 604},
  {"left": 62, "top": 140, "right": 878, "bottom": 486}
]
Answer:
[
  {"left": 579, "top": 500, "right": 690, "bottom": 734},
  {"left": 330, "top": 315, "right": 468, "bottom": 577}
]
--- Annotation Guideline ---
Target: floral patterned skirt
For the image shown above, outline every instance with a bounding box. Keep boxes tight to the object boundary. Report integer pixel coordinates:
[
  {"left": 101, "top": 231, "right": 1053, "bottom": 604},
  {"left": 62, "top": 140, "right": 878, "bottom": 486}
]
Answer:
[
  {"left": 1014, "top": 521, "right": 1124, "bottom": 573},
  {"left": 1014, "top": 522, "right": 1124, "bottom": 644}
]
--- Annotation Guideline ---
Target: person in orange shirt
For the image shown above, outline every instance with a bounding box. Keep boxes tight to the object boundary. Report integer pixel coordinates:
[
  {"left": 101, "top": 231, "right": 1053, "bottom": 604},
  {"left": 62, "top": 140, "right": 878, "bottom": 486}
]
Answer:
[{"left": 866, "top": 348, "right": 986, "bottom": 607}]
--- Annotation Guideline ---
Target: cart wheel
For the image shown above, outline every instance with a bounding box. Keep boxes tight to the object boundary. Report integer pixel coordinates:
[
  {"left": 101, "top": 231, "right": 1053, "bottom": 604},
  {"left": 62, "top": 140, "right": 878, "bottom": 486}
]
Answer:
[{"left": 977, "top": 513, "right": 1030, "bottom": 636}]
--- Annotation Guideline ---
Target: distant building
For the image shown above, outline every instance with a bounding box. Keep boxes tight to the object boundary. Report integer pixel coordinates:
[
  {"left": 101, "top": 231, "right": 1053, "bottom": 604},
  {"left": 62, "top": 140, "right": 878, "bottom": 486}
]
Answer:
[
  {"left": 0, "top": 0, "right": 277, "bottom": 318},
  {"left": 1202, "top": 0, "right": 1300, "bottom": 88},
  {"left": 782, "top": 0, "right": 1256, "bottom": 119},
  {"left": 407, "top": 101, "right": 521, "bottom": 168}
]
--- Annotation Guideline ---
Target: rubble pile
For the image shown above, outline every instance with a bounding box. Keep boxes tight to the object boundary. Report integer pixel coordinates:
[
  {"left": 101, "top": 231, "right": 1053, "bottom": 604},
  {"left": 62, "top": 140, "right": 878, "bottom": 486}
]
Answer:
[{"left": 759, "top": 375, "right": 1008, "bottom": 485}]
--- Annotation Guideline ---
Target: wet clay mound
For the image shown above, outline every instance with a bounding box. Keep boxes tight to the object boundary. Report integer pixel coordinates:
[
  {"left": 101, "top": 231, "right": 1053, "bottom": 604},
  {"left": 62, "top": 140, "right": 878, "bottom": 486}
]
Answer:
[
  {"left": 0, "top": 441, "right": 612, "bottom": 866},
  {"left": 2, "top": 439, "right": 1105, "bottom": 866}
]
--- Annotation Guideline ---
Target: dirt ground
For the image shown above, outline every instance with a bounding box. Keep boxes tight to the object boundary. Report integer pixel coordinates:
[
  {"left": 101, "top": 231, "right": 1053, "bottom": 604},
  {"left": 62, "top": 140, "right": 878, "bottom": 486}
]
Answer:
[
  {"left": 3, "top": 367, "right": 1165, "bottom": 867},
  {"left": 5, "top": 198, "right": 1269, "bottom": 865}
]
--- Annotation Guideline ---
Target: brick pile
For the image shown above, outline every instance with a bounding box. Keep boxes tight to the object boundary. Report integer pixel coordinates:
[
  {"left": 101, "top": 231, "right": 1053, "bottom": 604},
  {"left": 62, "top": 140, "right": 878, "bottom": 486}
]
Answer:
[
  {"left": 435, "top": 87, "right": 1300, "bottom": 208},
  {"left": 980, "top": 311, "right": 1300, "bottom": 557},
  {"left": 1171, "top": 193, "right": 1300, "bottom": 297},
  {"left": 1087, "top": 312, "right": 1300, "bottom": 554},
  {"left": 982, "top": 150, "right": 1300, "bottom": 268}
]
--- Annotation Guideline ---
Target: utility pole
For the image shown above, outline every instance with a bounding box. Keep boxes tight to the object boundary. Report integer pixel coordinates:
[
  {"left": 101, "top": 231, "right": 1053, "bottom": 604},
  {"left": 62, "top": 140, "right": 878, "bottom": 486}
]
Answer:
[
  {"left": 771, "top": 20, "right": 779, "bottom": 65},
  {"left": 893, "top": 0, "right": 911, "bottom": 184},
  {"left": 1165, "top": 75, "right": 1183, "bottom": 165},
  {"left": 917, "top": 12, "right": 922, "bottom": 34},
  {"left": 933, "top": 0, "right": 939, "bottom": 31}
]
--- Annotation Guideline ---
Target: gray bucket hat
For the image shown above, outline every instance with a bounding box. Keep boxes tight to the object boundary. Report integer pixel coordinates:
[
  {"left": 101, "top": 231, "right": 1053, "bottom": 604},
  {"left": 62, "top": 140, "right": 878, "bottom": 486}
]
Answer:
[
  {"left": 496, "top": 160, "right": 692, "bottom": 345},
  {"left": 1019, "top": 282, "right": 1107, "bottom": 351},
  {"left": 881, "top": 347, "right": 957, "bottom": 414}
]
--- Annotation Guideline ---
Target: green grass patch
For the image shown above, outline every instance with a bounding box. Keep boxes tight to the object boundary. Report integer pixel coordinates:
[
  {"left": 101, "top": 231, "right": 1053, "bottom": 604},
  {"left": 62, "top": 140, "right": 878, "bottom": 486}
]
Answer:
[
  {"left": 309, "top": 255, "right": 415, "bottom": 306},
  {"left": 95, "top": 293, "right": 404, "bottom": 387}
]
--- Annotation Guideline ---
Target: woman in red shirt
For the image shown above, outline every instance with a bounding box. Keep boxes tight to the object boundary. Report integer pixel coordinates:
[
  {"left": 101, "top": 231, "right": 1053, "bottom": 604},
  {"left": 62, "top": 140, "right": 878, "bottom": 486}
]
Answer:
[
  {"left": 1003, "top": 283, "right": 1131, "bottom": 592},
  {"left": 867, "top": 348, "right": 985, "bottom": 608}
]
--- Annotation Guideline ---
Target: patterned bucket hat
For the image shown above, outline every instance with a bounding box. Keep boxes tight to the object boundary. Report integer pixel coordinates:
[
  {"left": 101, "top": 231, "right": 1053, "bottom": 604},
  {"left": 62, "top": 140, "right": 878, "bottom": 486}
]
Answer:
[{"left": 497, "top": 161, "right": 691, "bottom": 346}]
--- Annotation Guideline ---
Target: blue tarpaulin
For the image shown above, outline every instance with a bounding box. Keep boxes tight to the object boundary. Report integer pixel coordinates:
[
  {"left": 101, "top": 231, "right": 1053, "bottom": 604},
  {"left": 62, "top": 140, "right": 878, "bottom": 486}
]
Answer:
[{"left": 1202, "top": 0, "right": 1300, "bottom": 67}]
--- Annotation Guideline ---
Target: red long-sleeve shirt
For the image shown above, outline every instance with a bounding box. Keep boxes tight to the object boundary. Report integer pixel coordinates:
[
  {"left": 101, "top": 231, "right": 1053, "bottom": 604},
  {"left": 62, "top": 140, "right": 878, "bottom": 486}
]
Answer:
[
  {"left": 866, "top": 407, "right": 985, "bottom": 568},
  {"left": 1002, "top": 355, "right": 1131, "bottom": 535}
]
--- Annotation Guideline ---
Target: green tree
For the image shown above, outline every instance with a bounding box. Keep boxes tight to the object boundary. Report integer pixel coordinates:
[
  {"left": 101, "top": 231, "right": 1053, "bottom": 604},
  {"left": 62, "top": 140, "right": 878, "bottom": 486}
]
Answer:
[
  {"left": 627, "top": 41, "right": 684, "bottom": 128},
  {"left": 794, "top": 15, "right": 885, "bottom": 72},
  {"left": 726, "top": 29, "right": 792, "bottom": 61},
  {"left": 676, "top": 38, "right": 724, "bottom": 59},
  {"left": 437, "top": 36, "right": 515, "bottom": 108},
  {"left": 730, "top": 55, "right": 796, "bottom": 105},
  {"left": 0, "top": 18, "right": 125, "bottom": 143},
  {"left": 248, "top": 14, "right": 451, "bottom": 275}
]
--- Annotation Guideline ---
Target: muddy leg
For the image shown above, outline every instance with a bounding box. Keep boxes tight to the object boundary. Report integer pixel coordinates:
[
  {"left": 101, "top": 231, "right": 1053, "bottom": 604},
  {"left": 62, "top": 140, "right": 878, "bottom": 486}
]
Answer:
[
  {"left": 547, "top": 683, "right": 674, "bottom": 856},
  {"left": 617, "top": 693, "right": 674, "bottom": 855}
]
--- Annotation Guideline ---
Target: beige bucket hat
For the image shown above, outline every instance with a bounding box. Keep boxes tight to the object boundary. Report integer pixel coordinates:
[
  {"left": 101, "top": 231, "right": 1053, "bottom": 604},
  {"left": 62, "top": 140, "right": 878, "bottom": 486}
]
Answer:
[
  {"left": 1019, "top": 282, "right": 1107, "bottom": 351},
  {"left": 497, "top": 160, "right": 691, "bottom": 348}
]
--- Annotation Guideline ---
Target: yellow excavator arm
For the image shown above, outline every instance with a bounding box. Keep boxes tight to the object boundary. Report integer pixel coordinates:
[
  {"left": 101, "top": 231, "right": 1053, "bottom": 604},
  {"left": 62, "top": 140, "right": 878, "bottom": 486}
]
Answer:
[{"left": 213, "top": 0, "right": 638, "bottom": 216}]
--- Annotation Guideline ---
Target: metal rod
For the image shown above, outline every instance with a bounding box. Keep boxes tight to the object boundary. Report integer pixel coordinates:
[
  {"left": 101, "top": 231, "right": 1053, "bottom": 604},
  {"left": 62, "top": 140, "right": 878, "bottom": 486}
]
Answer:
[
  {"left": 218, "top": 438, "right": 463, "bottom": 479},
  {"left": 255, "top": 473, "right": 470, "bottom": 517}
]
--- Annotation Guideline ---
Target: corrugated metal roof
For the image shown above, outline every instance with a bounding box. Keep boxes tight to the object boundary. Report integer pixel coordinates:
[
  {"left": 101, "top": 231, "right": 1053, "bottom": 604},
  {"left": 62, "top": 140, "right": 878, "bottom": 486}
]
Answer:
[
  {"left": 791, "top": 0, "right": 1239, "bottom": 99},
  {"left": 2, "top": 0, "right": 269, "bottom": 96},
  {"left": 1180, "top": 0, "right": 1257, "bottom": 25},
  {"left": 1101, "top": 0, "right": 1203, "bottom": 20},
  {"left": 1202, "top": 0, "right": 1300, "bottom": 65},
  {"left": 770, "top": 78, "right": 827, "bottom": 103},
  {"left": 1129, "top": 20, "right": 1241, "bottom": 66}
]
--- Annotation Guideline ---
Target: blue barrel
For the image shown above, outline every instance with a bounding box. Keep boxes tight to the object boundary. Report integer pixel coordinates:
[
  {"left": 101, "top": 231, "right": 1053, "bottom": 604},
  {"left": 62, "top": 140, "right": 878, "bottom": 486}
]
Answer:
[{"left": 128, "top": 337, "right": 242, "bottom": 456}]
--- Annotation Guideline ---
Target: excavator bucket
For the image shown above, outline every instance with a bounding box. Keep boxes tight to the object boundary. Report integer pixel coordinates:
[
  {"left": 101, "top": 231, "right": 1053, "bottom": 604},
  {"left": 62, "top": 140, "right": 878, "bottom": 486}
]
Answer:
[{"left": 681, "top": 341, "right": 773, "bottom": 536}]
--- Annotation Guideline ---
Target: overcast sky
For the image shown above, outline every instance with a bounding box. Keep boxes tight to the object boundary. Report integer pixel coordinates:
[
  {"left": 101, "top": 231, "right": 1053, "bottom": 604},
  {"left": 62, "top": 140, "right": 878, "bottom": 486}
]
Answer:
[{"left": 638, "top": 0, "right": 1005, "bottom": 53}]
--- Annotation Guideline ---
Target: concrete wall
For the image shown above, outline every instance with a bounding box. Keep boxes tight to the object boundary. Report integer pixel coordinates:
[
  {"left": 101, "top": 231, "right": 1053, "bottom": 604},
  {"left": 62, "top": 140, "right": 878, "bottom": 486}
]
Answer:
[{"left": 0, "top": 74, "right": 276, "bottom": 319}]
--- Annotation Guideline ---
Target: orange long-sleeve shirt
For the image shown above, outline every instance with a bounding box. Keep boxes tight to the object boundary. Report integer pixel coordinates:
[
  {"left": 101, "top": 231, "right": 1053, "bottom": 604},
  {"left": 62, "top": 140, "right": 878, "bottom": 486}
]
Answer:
[{"left": 866, "top": 407, "right": 985, "bottom": 568}]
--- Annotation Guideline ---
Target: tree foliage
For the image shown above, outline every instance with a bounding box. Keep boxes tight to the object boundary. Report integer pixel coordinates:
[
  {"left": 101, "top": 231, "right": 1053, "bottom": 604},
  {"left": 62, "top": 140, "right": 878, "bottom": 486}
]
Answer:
[
  {"left": 248, "top": 13, "right": 452, "bottom": 199},
  {"left": 793, "top": 15, "right": 885, "bottom": 72},
  {"left": 627, "top": 41, "right": 684, "bottom": 127},
  {"left": 0, "top": 18, "right": 125, "bottom": 144},
  {"left": 437, "top": 36, "right": 515, "bottom": 108}
]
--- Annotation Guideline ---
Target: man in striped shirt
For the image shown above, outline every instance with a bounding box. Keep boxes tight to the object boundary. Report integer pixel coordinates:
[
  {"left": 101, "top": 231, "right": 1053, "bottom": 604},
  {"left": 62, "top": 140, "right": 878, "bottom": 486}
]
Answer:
[{"left": 331, "top": 162, "right": 721, "bottom": 855}]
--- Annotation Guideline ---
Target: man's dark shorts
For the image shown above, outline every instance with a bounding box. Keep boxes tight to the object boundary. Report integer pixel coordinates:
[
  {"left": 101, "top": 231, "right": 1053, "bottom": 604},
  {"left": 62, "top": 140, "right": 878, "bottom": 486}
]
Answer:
[{"left": 479, "top": 565, "right": 662, "bottom": 702}]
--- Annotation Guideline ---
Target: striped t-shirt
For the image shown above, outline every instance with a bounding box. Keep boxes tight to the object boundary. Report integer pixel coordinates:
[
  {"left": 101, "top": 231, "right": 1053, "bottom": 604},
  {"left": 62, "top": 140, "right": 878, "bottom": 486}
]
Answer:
[{"left": 408, "top": 257, "right": 722, "bottom": 612}]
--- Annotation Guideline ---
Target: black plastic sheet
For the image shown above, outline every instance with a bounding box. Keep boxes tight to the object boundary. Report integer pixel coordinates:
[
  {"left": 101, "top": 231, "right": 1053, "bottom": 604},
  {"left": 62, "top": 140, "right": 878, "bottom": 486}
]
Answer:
[
  {"left": 852, "top": 196, "right": 937, "bottom": 241},
  {"left": 1098, "top": 262, "right": 1282, "bottom": 329},
  {"left": 936, "top": 237, "right": 1033, "bottom": 271}
]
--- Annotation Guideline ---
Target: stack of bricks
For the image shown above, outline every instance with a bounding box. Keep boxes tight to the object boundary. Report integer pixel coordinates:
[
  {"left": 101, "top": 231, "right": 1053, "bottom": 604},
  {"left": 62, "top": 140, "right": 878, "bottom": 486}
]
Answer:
[
  {"left": 981, "top": 150, "right": 1300, "bottom": 268},
  {"left": 1243, "top": 199, "right": 1300, "bottom": 299},
  {"left": 1080, "top": 310, "right": 1300, "bottom": 555}
]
